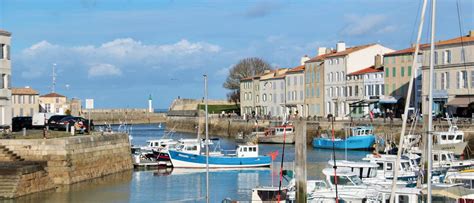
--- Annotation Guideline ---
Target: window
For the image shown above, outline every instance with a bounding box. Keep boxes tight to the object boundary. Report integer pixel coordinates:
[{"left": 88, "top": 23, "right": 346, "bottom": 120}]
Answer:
[
  {"left": 381, "top": 84, "right": 384, "bottom": 95},
  {"left": 45, "top": 104, "right": 51, "bottom": 113},
  {"left": 458, "top": 71, "right": 468, "bottom": 89},
  {"left": 30, "top": 108, "right": 33, "bottom": 116},
  {"left": 392, "top": 84, "right": 396, "bottom": 94},
  {"left": 6, "top": 45, "right": 10, "bottom": 60},
  {"left": 280, "top": 81, "right": 284, "bottom": 89},
  {"left": 280, "top": 94, "right": 284, "bottom": 103},
  {"left": 316, "top": 72, "right": 320, "bottom": 82},
  {"left": 56, "top": 98, "right": 59, "bottom": 103},
  {"left": 19, "top": 108, "right": 23, "bottom": 116},
  {"left": 316, "top": 88, "right": 320, "bottom": 98},
  {"left": 401, "top": 67, "right": 405, "bottom": 77},
  {"left": 392, "top": 57, "right": 395, "bottom": 64},
  {"left": 386, "top": 162, "right": 393, "bottom": 171},
  {"left": 300, "top": 75, "right": 303, "bottom": 85},
  {"left": 336, "top": 72, "right": 340, "bottom": 81},
  {"left": 408, "top": 66, "right": 412, "bottom": 77},
  {"left": 341, "top": 72, "right": 345, "bottom": 81},
  {"left": 434, "top": 51, "right": 438, "bottom": 65},
  {"left": 300, "top": 90, "right": 303, "bottom": 100},
  {"left": 348, "top": 86, "right": 352, "bottom": 97},
  {"left": 354, "top": 85, "right": 359, "bottom": 96},
  {"left": 471, "top": 71, "right": 474, "bottom": 88},
  {"left": 0, "top": 44, "right": 3, "bottom": 59},
  {"left": 444, "top": 50, "right": 451, "bottom": 64},
  {"left": 441, "top": 72, "right": 449, "bottom": 90},
  {"left": 385, "top": 85, "right": 389, "bottom": 95},
  {"left": 392, "top": 67, "right": 396, "bottom": 77},
  {"left": 375, "top": 85, "right": 380, "bottom": 95},
  {"left": 461, "top": 48, "right": 466, "bottom": 62},
  {"left": 311, "top": 87, "right": 314, "bottom": 97},
  {"left": 256, "top": 95, "right": 259, "bottom": 102},
  {"left": 385, "top": 68, "right": 389, "bottom": 77},
  {"left": 287, "top": 77, "right": 291, "bottom": 86},
  {"left": 398, "top": 195, "right": 409, "bottom": 203},
  {"left": 273, "top": 82, "right": 276, "bottom": 90},
  {"left": 335, "top": 87, "right": 339, "bottom": 97},
  {"left": 293, "top": 76, "right": 297, "bottom": 85},
  {"left": 269, "top": 94, "right": 272, "bottom": 102}
]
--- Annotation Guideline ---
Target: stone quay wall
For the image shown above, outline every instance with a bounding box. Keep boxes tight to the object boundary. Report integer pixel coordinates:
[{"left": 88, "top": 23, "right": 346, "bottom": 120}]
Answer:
[
  {"left": 0, "top": 133, "right": 133, "bottom": 185},
  {"left": 82, "top": 109, "right": 167, "bottom": 125}
]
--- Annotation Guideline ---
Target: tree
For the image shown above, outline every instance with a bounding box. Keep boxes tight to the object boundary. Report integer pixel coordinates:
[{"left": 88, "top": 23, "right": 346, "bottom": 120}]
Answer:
[{"left": 224, "top": 57, "right": 272, "bottom": 103}]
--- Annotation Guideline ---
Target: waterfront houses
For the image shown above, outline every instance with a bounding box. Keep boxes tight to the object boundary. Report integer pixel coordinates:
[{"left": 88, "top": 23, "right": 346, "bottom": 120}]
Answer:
[
  {"left": 421, "top": 30, "right": 474, "bottom": 117},
  {"left": 0, "top": 30, "right": 12, "bottom": 127},
  {"left": 383, "top": 46, "right": 423, "bottom": 116},
  {"left": 11, "top": 87, "right": 39, "bottom": 117},
  {"left": 39, "top": 92, "right": 68, "bottom": 114},
  {"left": 258, "top": 68, "right": 288, "bottom": 119},
  {"left": 285, "top": 62, "right": 306, "bottom": 118},
  {"left": 324, "top": 42, "right": 394, "bottom": 119},
  {"left": 346, "top": 64, "right": 384, "bottom": 118}
]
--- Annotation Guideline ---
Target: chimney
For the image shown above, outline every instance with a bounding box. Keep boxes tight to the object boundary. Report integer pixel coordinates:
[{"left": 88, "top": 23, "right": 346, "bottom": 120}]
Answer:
[
  {"left": 374, "top": 54, "right": 382, "bottom": 68},
  {"left": 336, "top": 41, "right": 346, "bottom": 52},
  {"left": 469, "top": 30, "right": 474, "bottom": 37},
  {"left": 317, "top": 47, "right": 328, "bottom": 56},
  {"left": 300, "top": 55, "right": 310, "bottom": 65},
  {"left": 326, "top": 48, "right": 333, "bottom": 54}
]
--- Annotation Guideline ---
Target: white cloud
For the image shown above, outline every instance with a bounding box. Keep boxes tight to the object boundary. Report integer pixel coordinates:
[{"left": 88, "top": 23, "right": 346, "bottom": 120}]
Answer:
[
  {"left": 341, "top": 14, "right": 396, "bottom": 36},
  {"left": 216, "top": 64, "right": 234, "bottom": 76},
  {"left": 88, "top": 63, "right": 122, "bottom": 77},
  {"left": 16, "top": 38, "right": 222, "bottom": 79}
]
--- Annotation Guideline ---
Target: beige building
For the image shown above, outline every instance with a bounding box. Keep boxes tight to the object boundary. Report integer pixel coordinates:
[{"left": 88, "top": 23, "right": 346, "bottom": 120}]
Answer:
[
  {"left": 11, "top": 87, "right": 39, "bottom": 117},
  {"left": 285, "top": 65, "right": 306, "bottom": 117},
  {"left": 68, "top": 98, "right": 82, "bottom": 116},
  {"left": 421, "top": 31, "right": 474, "bottom": 117},
  {"left": 0, "top": 30, "right": 12, "bottom": 127},
  {"left": 240, "top": 75, "right": 261, "bottom": 117},
  {"left": 39, "top": 93, "right": 68, "bottom": 114},
  {"left": 304, "top": 49, "right": 334, "bottom": 118}
]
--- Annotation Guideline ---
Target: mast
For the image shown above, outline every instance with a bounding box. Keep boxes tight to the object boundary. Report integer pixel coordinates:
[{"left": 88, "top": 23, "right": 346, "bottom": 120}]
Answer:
[
  {"left": 52, "top": 63, "right": 57, "bottom": 93},
  {"left": 427, "top": 0, "right": 436, "bottom": 201},
  {"left": 204, "top": 74, "right": 210, "bottom": 203},
  {"left": 389, "top": 0, "right": 428, "bottom": 202}
]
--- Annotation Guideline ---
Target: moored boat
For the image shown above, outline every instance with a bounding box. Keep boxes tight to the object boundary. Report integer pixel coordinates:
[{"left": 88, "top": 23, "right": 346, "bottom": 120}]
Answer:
[
  {"left": 254, "top": 125, "right": 295, "bottom": 144},
  {"left": 312, "top": 126, "right": 377, "bottom": 150}
]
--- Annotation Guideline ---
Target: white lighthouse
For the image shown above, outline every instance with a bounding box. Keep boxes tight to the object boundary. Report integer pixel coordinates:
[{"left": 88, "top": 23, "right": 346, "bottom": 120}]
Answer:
[{"left": 148, "top": 94, "right": 153, "bottom": 113}]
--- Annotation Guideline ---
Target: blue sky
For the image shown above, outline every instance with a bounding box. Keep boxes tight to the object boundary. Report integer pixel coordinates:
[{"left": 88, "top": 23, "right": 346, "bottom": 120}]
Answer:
[{"left": 0, "top": 0, "right": 472, "bottom": 108}]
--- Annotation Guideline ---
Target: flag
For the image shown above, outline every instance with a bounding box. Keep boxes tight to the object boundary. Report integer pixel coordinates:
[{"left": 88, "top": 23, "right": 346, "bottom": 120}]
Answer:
[
  {"left": 267, "top": 150, "right": 278, "bottom": 161},
  {"left": 369, "top": 110, "right": 374, "bottom": 119}
]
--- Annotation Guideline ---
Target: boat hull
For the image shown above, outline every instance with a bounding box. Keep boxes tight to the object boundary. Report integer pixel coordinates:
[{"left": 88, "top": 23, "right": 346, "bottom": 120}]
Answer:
[
  {"left": 433, "top": 142, "right": 468, "bottom": 155},
  {"left": 257, "top": 133, "right": 295, "bottom": 144},
  {"left": 168, "top": 150, "right": 271, "bottom": 168},
  {"left": 312, "top": 135, "right": 375, "bottom": 150}
]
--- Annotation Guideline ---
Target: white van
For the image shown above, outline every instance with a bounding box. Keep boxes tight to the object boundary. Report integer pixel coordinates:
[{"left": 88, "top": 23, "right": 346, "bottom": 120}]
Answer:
[{"left": 32, "top": 113, "right": 56, "bottom": 127}]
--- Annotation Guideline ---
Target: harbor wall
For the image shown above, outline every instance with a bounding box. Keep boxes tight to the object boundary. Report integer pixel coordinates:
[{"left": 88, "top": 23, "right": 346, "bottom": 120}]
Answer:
[
  {"left": 0, "top": 133, "right": 133, "bottom": 185},
  {"left": 82, "top": 109, "right": 167, "bottom": 125}
]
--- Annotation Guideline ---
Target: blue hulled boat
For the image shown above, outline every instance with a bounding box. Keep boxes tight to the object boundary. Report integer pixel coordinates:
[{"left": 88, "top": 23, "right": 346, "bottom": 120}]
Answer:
[
  {"left": 168, "top": 139, "right": 271, "bottom": 168},
  {"left": 312, "top": 126, "right": 377, "bottom": 150}
]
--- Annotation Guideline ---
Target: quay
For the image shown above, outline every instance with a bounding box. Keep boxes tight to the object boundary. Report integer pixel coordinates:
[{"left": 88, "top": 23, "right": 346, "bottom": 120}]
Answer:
[{"left": 0, "top": 132, "right": 132, "bottom": 199}]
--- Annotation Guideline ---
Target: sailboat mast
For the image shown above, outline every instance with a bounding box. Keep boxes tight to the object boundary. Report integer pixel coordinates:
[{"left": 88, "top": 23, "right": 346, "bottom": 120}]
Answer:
[
  {"left": 204, "top": 74, "right": 210, "bottom": 203},
  {"left": 389, "top": 0, "right": 428, "bottom": 202},
  {"left": 427, "top": 0, "right": 436, "bottom": 201}
]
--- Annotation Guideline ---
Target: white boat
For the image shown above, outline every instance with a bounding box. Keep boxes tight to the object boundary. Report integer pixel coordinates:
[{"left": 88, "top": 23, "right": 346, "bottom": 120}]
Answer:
[
  {"left": 362, "top": 154, "right": 419, "bottom": 182},
  {"left": 432, "top": 150, "right": 474, "bottom": 170},
  {"left": 140, "top": 138, "right": 178, "bottom": 153},
  {"left": 250, "top": 186, "right": 288, "bottom": 203},
  {"left": 444, "top": 170, "right": 474, "bottom": 190},
  {"left": 254, "top": 125, "right": 295, "bottom": 144},
  {"left": 432, "top": 115, "right": 468, "bottom": 155}
]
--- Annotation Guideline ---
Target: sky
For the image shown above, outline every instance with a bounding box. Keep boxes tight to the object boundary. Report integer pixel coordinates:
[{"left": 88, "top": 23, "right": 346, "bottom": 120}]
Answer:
[{"left": 0, "top": 0, "right": 472, "bottom": 109}]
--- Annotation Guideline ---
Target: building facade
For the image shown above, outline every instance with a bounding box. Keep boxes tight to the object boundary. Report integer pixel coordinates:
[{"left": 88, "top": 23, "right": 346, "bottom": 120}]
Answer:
[
  {"left": 39, "top": 93, "right": 68, "bottom": 114},
  {"left": 11, "top": 87, "right": 39, "bottom": 117},
  {"left": 346, "top": 66, "right": 384, "bottom": 117},
  {"left": 285, "top": 65, "right": 306, "bottom": 118},
  {"left": 0, "top": 30, "right": 12, "bottom": 127},
  {"left": 258, "top": 69, "right": 288, "bottom": 118},
  {"left": 324, "top": 42, "right": 394, "bottom": 119},
  {"left": 421, "top": 31, "right": 474, "bottom": 117},
  {"left": 304, "top": 48, "right": 333, "bottom": 118}
]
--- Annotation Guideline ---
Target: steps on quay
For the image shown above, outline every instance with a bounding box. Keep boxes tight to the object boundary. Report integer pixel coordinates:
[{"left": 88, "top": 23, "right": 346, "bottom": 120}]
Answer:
[
  {"left": 0, "top": 173, "right": 19, "bottom": 199},
  {"left": 0, "top": 145, "right": 24, "bottom": 162}
]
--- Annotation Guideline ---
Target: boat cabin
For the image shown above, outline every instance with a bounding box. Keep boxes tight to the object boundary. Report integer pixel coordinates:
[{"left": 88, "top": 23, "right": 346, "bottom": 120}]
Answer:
[
  {"left": 322, "top": 168, "right": 365, "bottom": 188},
  {"left": 266, "top": 125, "right": 294, "bottom": 136},
  {"left": 174, "top": 139, "right": 201, "bottom": 155},
  {"left": 434, "top": 131, "right": 464, "bottom": 145},
  {"left": 432, "top": 150, "right": 474, "bottom": 169},
  {"left": 350, "top": 126, "right": 374, "bottom": 136},
  {"left": 236, "top": 145, "right": 259, "bottom": 157},
  {"left": 363, "top": 154, "right": 416, "bottom": 179},
  {"left": 446, "top": 172, "right": 474, "bottom": 189},
  {"left": 328, "top": 160, "right": 378, "bottom": 179}
]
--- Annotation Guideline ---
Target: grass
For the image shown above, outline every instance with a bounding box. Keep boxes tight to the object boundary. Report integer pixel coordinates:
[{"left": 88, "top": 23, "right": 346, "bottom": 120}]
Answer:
[{"left": 198, "top": 104, "right": 240, "bottom": 114}]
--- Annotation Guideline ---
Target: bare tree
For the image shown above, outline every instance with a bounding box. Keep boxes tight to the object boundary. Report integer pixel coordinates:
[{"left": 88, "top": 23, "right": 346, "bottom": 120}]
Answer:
[{"left": 224, "top": 57, "right": 272, "bottom": 103}]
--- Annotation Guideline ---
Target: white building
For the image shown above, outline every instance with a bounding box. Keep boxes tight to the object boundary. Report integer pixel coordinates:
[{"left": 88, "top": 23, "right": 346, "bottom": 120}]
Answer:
[
  {"left": 324, "top": 42, "right": 394, "bottom": 119},
  {"left": 0, "top": 30, "right": 12, "bottom": 127}
]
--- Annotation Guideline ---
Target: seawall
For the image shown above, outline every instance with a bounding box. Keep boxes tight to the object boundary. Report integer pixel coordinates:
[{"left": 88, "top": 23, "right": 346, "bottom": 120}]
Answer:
[
  {"left": 0, "top": 133, "right": 133, "bottom": 198},
  {"left": 82, "top": 109, "right": 167, "bottom": 125}
]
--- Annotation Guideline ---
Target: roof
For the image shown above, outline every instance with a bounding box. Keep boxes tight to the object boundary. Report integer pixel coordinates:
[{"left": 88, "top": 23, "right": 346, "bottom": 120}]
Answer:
[
  {"left": 11, "top": 87, "right": 39, "bottom": 95},
  {"left": 432, "top": 35, "right": 474, "bottom": 47},
  {"left": 325, "top": 44, "right": 375, "bottom": 58},
  {"left": 347, "top": 66, "right": 382, "bottom": 76},
  {"left": 305, "top": 51, "right": 337, "bottom": 63},
  {"left": 286, "top": 65, "right": 305, "bottom": 73},
  {"left": 384, "top": 44, "right": 429, "bottom": 56},
  {"left": 40, "top": 92, "right": 66, "bottom": 98},
  {"left": 260, "top": 68, "right": 289, "bottom": 80},
  {"left": 0, "top": 30, "right": 11, "bottom": 37}
]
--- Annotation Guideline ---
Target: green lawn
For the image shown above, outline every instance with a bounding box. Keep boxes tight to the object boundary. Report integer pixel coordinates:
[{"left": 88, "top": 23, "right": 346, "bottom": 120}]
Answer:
[{"left": 198, "top": 104, "right": 240, "bottom": 114}]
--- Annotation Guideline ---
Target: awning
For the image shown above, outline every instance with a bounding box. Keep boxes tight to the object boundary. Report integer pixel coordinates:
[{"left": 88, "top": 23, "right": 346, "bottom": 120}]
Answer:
[
  {"left": 379, "top": 96, "right": 397, "bottom": 104},
  {"left": 446, "top": 96, "right": 474, "bottom": 107}
]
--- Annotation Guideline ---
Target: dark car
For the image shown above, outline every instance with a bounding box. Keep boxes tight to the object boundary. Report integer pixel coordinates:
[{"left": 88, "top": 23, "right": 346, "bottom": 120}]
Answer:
[
  {"left": 47, "top": 115, "right": 71, "bottom": 130},
  {"left": 12, "top": 116, "right": 33, "bottom": 132},
  {"left": 57, "top": 116, "right": 94, "bottom": 133}
]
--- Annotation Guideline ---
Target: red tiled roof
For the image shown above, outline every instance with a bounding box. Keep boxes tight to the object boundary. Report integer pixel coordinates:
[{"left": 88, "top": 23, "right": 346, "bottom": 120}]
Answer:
[
  {"left": 326, "top": 44, "right": 375, "bottom": 58},
  {"left": 12, "top": 87, "right": 39, "bottom": 95},
  {"left": 432, "top": 35, "right": 474, "bottom": 47},
  {"left": 286, "top": 65, "right": 305, "bottom": 73},
  {"left": 384, "top": 44, "right": 429, "bottom": 56},
  {"left": 0, "top": 30, "right": 11, "bottom": 37},
  {"left": 305, "top": 51, "right": 337, "bottom": 63},
  {"left": 347, "top": 66, "right": 382, "bottom": 76},
  {"left": 40, "top": 92, "right": 66, "bottom": 98}
]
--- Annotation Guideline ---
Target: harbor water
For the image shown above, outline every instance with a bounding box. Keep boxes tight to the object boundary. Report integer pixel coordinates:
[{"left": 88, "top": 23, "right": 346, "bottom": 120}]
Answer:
[{"left": 5, "top": 124, "right": 371, "bottom": 203}]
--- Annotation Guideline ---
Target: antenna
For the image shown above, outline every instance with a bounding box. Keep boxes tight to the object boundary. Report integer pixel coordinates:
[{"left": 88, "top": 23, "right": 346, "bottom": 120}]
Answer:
[{"left": 52, "top": 63, "right": 57, "bottom": 93}]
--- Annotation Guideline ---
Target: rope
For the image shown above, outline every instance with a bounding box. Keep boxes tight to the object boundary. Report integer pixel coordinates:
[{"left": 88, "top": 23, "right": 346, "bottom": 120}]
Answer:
[{"left": 455, "top": 0, "right": 472, "bottom": 110}]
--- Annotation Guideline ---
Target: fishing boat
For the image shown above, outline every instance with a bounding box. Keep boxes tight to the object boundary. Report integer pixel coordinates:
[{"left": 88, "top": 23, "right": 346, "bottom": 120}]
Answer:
[
  {"left": 168, "top": 138, "right": 271, "bottom": 168},
  {"left": 254, "top": 125, "right": 295, "bottom": 144},
  {"left": 444, "top": 170, "right": 474, "bottom": 190},
  {"left": 362, "top": 154, "right": 419, "bottom": 182},
  {"left": 432, "top": 116, "right": 468, "bottom": 155},
  {"left": 312, "top": 126, "right": 377, "bottom": 150},
  {"left": 432, "top": 150, "right": 474, "bottom": 170}
]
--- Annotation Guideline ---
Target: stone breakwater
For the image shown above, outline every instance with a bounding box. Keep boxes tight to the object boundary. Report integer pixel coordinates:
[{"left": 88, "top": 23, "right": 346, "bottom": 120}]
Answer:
[{"left": 0, "top": 133, "right": 133, "bottom": 198}]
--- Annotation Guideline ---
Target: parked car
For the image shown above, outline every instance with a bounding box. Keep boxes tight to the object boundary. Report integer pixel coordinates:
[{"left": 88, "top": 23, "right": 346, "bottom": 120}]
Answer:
[
  {"left": 12, "top": 116, "right": 33, "bottom": 132},
  {"left": 57, "top": 116, "right": 94, "bottom": 133},
  {"left": 32, "top": 113, "right": 56, "bottom": 128},
  {"left": 47, "top": 115, "right": 70, "bottom": 130}
]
